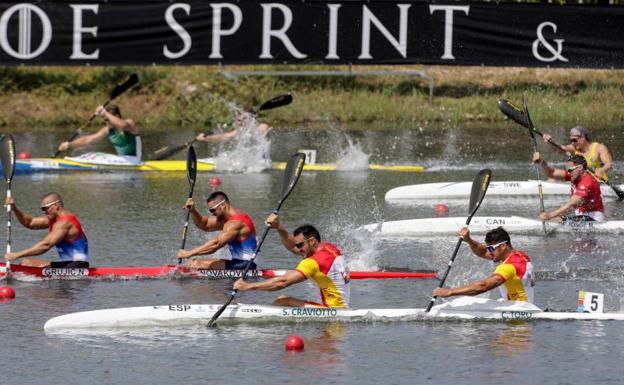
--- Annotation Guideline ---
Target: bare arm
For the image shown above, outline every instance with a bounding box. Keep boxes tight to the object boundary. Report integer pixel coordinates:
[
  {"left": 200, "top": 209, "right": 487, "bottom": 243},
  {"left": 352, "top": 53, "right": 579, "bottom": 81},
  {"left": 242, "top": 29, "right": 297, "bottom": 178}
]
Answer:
[
  {"left": 594, "top": 143, "right": 613, "bottom": 178},
  {"left": 539, "top": 195, "right": 582, "bottom": 220},
  {"left": 5, "top": 198, "right": 48, "bottom": 229},
  {"left": 177, "top": 220, "right": 243, "bottom": 258},
  {"left": 432, "top": 274, "right": 504, "bottom": 298},
  {"left": 533, "top": 152, "right": 566, "bottom": 180},
  {"left": 61, "top": 126, "right": 109, "bottom": 150},
  {"left": 6, "top": 220, "right": 71, "bottom": 260},
  {"left": 266, "top": 213, "right": 298, "bottom": 253},
  {"left": 234, "top": 270, "right": 306, "bottom": 292},
  {"left": 196, "top": 130, "right": 238, "bottom": 143},
  {"left": 457, "top": 227, "right": 492, "bottom": 260}
]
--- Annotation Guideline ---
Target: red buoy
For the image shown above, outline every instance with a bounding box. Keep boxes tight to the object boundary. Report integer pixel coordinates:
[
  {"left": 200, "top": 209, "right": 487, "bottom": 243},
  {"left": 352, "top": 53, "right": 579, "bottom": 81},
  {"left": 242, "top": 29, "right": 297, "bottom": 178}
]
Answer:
[
  {"left": 209, "top": 176, "right": 222, "bottom": 188},
  {"left": 434, "top": 203, "right": 449, "bottom": 216},
  {"left": 0, "top": 286, "right": 16, "bottom": 300},
  {"left": 284, "top": 335, "right": 304, "bottom": 351},
  {"left": 17, "top": 151, "right": 31, "bottom": 159}
]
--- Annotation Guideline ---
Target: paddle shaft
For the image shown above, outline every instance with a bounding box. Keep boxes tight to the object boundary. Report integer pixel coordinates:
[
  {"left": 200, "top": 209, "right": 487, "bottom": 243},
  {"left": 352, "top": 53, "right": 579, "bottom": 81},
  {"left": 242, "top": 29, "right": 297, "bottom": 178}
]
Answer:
[
  {"left": 425, "top": 221, "right": 469, "bottom": 313},
  {"left": 178, "top": 187, "right": 195, "bottom": 263},
  {"left": 206, "top": 224, "right": 272, "bottom": 326},
  {"left": 523, "top": 99, "right": 547, "bottom": 234},
  {"left": 5, "top": 181, "right": 11, "bottom": 273}
]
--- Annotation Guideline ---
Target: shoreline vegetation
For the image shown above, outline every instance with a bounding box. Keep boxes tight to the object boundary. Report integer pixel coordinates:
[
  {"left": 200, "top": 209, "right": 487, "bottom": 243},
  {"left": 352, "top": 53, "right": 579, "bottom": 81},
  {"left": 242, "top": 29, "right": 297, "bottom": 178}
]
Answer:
[{"left": 1, "top": 65, "right": 623, "bottom": 132}]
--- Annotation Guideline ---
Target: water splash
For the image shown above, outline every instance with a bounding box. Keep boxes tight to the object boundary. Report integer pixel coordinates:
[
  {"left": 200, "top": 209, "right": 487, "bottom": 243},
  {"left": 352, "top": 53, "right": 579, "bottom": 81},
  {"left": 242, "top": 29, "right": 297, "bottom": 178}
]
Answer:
[
  {"left": 334, "top": 138, "right": 370, "bottom": 171},
  {"left": 212, "top": 110, "right": 271, "bottom": 173}
]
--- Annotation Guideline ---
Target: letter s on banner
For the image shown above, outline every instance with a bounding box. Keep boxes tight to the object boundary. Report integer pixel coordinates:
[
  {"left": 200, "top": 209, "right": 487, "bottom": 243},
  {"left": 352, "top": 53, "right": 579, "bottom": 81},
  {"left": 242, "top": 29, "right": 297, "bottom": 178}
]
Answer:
[
  {"left": 164, "top": 3, "right": 192, "bottom": 59},
  {"left": 0, "top": 4, "right": 52, "bottom": 59}
]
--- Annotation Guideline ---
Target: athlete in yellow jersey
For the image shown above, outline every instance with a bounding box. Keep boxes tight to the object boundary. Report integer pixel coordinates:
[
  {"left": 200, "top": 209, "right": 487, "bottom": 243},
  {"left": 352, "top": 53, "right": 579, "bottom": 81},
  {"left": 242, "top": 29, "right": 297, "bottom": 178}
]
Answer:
[
  {"left": 433, "top": 227, "right": 535, "bottom": 303},
  {"left": 234, "top": 214, "right": 350, "bottom": 308},
  {"left": 543, "top": 126, "right": 613, "bottom": 181}
]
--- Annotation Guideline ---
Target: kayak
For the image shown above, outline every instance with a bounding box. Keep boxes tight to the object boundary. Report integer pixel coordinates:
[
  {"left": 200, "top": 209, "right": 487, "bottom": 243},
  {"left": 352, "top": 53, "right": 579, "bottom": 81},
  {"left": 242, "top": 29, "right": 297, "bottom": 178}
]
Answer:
[
  {"left": 385, "top": 180, "right": 624, "bottom": 201},
  {"left": 6, "top": 157, "right": 424, "bottom": 174},
  {"left": 0, "top": 262, "right": 438, "bottom": 281},
  {"left": 359, "top": 216, "right": 624, "bottom": 236},
  {"left": 43, "top": 296, "right": 624, "bottom": 331}
]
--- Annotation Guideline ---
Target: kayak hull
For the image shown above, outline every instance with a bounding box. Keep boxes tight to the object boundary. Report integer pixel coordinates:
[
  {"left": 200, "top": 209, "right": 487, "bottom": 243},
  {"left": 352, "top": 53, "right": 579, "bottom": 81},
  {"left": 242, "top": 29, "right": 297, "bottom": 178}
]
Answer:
[
  {"left": 8, "top": 158, "right": 424, "bottom": 173},
  {"left": 43, "top": 296, "right": 624, "bottom": 331},
  {"left": 0, "top": 263, "right": 437, "bottom": 281},
  {"left": 385, "top": 180, "right": 623, "bottom": 201},
  {"left": 360, "top": 216, "right": 624, "bottom": 236}
]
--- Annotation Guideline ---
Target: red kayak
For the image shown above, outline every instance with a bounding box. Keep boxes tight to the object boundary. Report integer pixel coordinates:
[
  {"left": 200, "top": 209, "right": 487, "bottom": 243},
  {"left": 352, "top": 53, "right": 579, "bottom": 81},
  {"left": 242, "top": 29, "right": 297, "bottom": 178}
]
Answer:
[{"left": 0, "top": 262, "right": 437, "bottom": 280}]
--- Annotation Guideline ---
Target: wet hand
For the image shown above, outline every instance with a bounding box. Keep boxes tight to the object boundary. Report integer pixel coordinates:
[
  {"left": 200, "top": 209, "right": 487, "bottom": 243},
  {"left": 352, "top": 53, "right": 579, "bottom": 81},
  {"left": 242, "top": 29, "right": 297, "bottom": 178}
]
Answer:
[
  {"left": 4, "top": 196, "right": 15, "bottom": 209},
  {"left": 196, "top": 133, "right": 208, "bottom": 141},
  {"left": 457, "top": 227, "right": 470, "bottom": 241},
  {"left": 538, "top": 212, "right": 551, "bottom": 221},
  {"left": 176, "top": 249, "right": 191, "bottom": 259},
  {"left": 95, "top": 106, "right": 106, "bottom": 117},
  {"left": 433, "top": 287, "right": 451, "bottom": 298},
  {"left": 183, "top": 198, "right": 195, "bottom": 210},
  {"left": 532, "top": 152, "right": 542, "bottom": 164},
  {"left": 266, "top": 213, "right": 279, "bottom": 228},
  {"left": 4, "top": 252, "right": 18, "bottom": 261},
  {"left": 58, "top": 141, "right": 70, "bottom": 152},
  {"left": 543, "top": 134, "right": 552, "bottom": 143},
  {"left": 233, "top": 278, "right": 247, "bottom": 291}
]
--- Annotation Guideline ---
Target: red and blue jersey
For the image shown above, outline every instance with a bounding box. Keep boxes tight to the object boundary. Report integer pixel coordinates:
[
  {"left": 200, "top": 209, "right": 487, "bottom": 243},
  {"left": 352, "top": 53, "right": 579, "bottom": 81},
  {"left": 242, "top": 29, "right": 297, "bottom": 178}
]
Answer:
[
  {"left": 49, "top": 214, "right": 89, "bottom": 262},
  {"left": 227, "top": 213, "right": 257, "bottom": 261}
]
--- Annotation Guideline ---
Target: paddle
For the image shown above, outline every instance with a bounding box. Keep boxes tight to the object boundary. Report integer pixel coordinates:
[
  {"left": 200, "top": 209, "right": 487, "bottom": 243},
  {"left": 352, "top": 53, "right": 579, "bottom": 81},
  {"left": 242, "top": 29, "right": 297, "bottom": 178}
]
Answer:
[
  {"left": 178, "top": 145, "right": 198, "bottom": 264},
  {"left": 426, "top": 168, "right": 492, "bottom": 313},
  {"left": 520, "top": 97, "right": 547, "bottom": 233},
  {"left": 53, "top": 73, "right": 139, "bottom": 157},
  {"left": 498, "top": 98, "right": 624, "bottom": 201},
  {"left": 207, "top": 152, "right": 306, "bottom": 327},
  {"left": 149, "top": 93, "right": 293, "bottom": 161},
  {"left": 0, "top": 134, "right": 16, "bottom": 278}
]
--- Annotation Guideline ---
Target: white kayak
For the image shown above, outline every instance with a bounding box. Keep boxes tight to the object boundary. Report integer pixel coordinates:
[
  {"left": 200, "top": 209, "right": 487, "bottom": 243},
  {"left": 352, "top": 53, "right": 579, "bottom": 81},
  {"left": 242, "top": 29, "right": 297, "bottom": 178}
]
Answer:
[
  {"left": 385, "top": 180, "right": 624, "bottom": 202},
  {"left": 43, "top": 296, "right": 624, "bottom": 331},
  {"left": 360, "top": 216, "right": 624, "bottom": 236}
]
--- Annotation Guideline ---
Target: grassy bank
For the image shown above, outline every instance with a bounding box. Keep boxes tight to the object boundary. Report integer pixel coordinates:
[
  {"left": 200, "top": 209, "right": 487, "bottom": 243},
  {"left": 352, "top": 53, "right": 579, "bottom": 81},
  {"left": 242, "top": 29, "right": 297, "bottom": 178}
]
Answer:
[{"left": 1, "top": 65, "right": 623, "bottom": 131}]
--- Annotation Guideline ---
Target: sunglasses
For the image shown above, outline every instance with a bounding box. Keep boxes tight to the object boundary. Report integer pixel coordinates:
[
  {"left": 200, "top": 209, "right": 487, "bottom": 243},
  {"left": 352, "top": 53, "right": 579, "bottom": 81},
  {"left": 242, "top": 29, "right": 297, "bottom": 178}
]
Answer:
[
  {"left": 208, "top": 199, "right": 226, "bottom": 214},
  {"left": 566, "top": 165, "right": 581, "bottom": 173},
  {"left": 295, "top": 238, "right": 312, "bottom": 249},
  {"left": 486, "top": 241, "right": 507, "bottom": 253},
  {"left": 40, "top": 200, "right": 60, "bottom": 212},
  {"left": 569, "top": 137, "right": 580, "bottom": 143}
]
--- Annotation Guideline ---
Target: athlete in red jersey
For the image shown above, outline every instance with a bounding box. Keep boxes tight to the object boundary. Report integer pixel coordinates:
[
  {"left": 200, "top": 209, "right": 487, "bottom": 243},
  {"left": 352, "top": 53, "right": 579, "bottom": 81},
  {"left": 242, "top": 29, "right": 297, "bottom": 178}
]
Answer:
[
  {"left": 4, "top": 192, "right": 90, "bottom": 268},
  {"left": 176, "top": 191, "right": 258, "bottom": 269},
  {"left": 234, "top": 215, "right": 350, "bottom": 308},
  {"left": 433, "top": 227, "right": 535, "bottom": 303},
  {"left": 533, "top": 153, "right": 605, "bottom": 221}
]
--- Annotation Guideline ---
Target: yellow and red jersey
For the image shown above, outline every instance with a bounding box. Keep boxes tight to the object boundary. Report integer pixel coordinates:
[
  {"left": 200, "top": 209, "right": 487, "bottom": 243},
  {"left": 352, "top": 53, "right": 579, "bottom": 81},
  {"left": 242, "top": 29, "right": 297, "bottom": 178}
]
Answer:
[
  {"left": 295, "top": 242, "right": 350, "bottom": 308},
  {"left": 494, "top": 250, "right": 534, "bottom": 303}
]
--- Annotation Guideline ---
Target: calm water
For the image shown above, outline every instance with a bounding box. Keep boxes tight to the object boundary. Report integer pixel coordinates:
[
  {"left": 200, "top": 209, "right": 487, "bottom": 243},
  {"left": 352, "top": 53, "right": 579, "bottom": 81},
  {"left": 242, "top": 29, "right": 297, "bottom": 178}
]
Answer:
[{"left": 2, "top": 124, "right": 624, "bottom": 385}]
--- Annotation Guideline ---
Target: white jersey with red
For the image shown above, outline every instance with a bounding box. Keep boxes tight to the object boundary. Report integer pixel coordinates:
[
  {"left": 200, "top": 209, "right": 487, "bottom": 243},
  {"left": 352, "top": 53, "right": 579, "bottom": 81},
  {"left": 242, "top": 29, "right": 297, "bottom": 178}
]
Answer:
[
  {"left": 295, "top": 242, "right": 350, "bottom": 308},
  {"left": 564, "top": 171, "right": 604, "bottom": 221}
]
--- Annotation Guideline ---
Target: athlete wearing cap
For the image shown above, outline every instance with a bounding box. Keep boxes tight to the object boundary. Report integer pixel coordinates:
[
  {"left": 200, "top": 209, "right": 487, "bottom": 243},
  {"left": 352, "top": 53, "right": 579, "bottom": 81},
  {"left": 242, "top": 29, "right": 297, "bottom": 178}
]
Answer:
[
  {"left": 533, "top": 152, "right": 604, "bottom": 222},
  {"left": 542, "top": 126, "right": 613, "bottom": 181}
]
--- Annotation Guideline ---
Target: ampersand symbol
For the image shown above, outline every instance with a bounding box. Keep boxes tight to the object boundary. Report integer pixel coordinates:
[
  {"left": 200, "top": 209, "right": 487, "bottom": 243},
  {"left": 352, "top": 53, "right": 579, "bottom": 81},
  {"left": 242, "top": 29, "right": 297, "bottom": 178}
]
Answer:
[{"left": 532, "top": 21, "right": 569, "bottom": 63}]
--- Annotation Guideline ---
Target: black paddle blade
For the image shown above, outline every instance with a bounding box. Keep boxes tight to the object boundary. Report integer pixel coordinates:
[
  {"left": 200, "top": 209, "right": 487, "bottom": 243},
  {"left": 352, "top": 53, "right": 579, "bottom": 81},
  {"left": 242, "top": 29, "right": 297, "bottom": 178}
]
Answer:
[
  {"left": 186, "top": 145, "right": 198, "bottom": 188},
  {"left": 149, "top": 140, "right": 194, "bottom": 161},
  {"left": 277, "top": 152, "right": 306, "bottom": 209},
  {"left": 467, "top": 169, "right": 492, "bottom": 219},
  {"left": 521, "top": 96, "right": 537, "bottom": 143},
  {"left": 110, "top": 73, "right": 139, "bottom": 100},
  {"left": 498, "top": 99, "right": 530, "bottom": 130},
  {"left": 258, "top": 93, "right": 293, "bottom": 111},
  {"left": 0, "top": 134, "right": 16, "bottom": 182}
]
